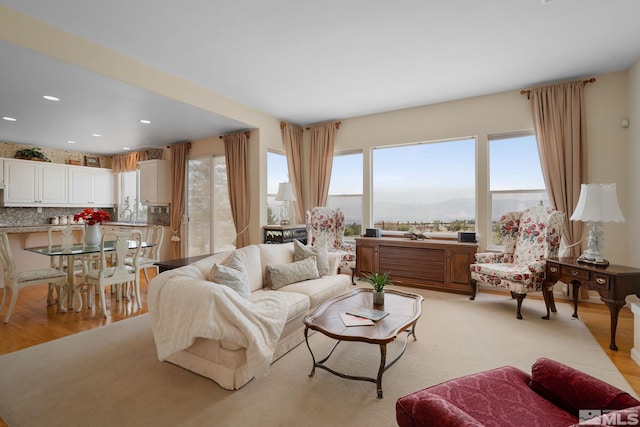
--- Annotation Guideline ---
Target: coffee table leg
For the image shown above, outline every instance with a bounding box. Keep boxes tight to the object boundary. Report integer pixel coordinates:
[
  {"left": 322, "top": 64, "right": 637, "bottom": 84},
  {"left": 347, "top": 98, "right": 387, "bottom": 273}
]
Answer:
[
  {"left": 304, "top": 327, "right": 317, "bottom": 377},
  {"left": 377, "top": 344, "right": 387, "bottom": 398}
]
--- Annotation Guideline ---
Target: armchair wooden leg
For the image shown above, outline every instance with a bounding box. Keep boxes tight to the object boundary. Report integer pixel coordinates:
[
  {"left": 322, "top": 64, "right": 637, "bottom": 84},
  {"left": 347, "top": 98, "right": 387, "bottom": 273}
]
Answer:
[
  {"left": 351, "top": 267, "right": 356, "bottom": 286},
  {"left": 469, "top": 279, "right": 478, "bottom": 300},
  {"left": 515, "top": 293, "right": 526, "bottom": 319}
]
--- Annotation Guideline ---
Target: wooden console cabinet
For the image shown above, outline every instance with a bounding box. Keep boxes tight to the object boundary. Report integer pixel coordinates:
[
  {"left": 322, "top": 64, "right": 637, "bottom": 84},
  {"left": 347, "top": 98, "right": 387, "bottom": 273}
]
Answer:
[{"left": 355, "top": 237, "right": 477, "bottom": 295}]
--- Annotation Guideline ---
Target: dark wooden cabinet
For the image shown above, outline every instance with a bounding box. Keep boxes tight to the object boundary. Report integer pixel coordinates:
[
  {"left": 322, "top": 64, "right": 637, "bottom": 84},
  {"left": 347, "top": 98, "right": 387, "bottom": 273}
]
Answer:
[{"left": 355, "top": 237, "right": 477, "bottom": 295}]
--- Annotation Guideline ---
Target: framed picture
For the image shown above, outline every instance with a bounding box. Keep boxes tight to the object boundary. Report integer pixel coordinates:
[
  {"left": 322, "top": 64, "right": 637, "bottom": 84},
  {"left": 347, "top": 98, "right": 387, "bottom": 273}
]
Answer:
[
  {"left": 85, "top": 156, "right": 100, "bottom": 167},
  {"left": 148, "top": 149, "right": 163, "bottom": 160}
]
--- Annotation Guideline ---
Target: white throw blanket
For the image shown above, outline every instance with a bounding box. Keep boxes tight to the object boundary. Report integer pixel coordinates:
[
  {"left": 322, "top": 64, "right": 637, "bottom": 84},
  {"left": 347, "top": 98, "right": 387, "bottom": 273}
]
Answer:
[{"left": 148, "top": 266, "right": 288, "bottom": 379}]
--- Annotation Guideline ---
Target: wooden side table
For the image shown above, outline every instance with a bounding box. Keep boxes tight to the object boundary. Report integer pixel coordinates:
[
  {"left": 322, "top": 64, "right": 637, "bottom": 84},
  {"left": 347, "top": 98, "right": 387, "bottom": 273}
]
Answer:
[
  {"left": 263, "top": 225, "right": 307, "bottom": 244},
  {"left": 545, "top": 257, "right": 640, "bottom": 351}
]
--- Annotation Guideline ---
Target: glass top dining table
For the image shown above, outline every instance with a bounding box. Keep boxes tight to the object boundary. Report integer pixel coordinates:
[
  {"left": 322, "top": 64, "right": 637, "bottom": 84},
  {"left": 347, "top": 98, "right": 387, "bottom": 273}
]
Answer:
[
  {"left": 25, "top": 241, "right": 154, "bottom": 311},
  {"left": 25, "top": 241, "right": 153, "bottom": 257}
]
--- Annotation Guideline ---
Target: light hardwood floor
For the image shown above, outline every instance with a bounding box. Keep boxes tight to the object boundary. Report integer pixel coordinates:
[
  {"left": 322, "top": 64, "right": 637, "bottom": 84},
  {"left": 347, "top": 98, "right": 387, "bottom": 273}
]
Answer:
[{"left": 0, "top": 277, "right": 639, "bottom": 426}]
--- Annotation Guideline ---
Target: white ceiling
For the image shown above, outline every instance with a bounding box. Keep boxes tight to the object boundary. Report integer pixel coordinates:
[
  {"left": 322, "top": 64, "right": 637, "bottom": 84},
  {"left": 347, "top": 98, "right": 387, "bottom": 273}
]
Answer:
[{"left": 1, "top": 0, "right": 640, "bottom": 155}]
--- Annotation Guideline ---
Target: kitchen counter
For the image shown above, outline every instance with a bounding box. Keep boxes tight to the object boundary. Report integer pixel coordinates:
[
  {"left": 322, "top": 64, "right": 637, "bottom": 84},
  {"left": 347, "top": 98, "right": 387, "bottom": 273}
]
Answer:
[{"left": 0, "top": 222, "right": 154, "bottom": 234}]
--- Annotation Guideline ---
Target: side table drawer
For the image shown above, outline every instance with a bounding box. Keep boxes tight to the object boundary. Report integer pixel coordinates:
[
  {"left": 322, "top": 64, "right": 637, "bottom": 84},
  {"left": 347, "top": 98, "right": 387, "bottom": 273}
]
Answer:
[
  {"left": 593, "top": 274, "right": 610, "bottom": 291},
  {"left": 561, "top": 266, "right": 590, "bottom": 281},
  {"left": 547, "top": 263, "right": 561, "bottom": 279}
]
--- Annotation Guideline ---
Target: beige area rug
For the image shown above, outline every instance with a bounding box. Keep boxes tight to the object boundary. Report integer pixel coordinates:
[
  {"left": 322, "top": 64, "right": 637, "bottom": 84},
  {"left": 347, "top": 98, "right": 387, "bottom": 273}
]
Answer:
[{"left": 0, "top": 286, "right": 634, "bottom": 427}]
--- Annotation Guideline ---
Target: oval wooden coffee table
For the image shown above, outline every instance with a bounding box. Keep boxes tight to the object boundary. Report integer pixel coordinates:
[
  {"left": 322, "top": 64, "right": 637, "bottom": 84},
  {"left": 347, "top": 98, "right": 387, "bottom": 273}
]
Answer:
[{"left": 303, "top": 288, "right": 423, "bottom": 398}]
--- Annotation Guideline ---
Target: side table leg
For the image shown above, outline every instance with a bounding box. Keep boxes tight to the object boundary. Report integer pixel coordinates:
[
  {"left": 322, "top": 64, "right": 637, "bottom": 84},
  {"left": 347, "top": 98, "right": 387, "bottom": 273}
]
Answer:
[
  {"left": 377, "top": 344, "right": 387, "bottom": 399},
  {"left": 571, "top": 282, "right": 581, "bottom": 318},
  {"left": 604, "top": 300, "right": 624, "bottom": 351}
]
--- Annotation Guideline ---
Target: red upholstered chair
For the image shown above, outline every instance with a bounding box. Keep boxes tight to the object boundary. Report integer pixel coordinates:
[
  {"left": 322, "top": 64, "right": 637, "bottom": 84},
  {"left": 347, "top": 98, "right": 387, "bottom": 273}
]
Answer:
[{"left": 396, "top": 358, "right": 640, "bottom": 427}]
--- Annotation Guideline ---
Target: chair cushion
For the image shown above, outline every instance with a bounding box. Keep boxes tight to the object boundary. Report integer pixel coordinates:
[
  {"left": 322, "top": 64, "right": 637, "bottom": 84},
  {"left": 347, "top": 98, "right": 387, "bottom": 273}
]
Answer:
[
  {"left": 470, "top": 262, "right": 541, "bottom": 292},
  {"left": 18, "top": 268, "right": 67, "bottom": 283}
]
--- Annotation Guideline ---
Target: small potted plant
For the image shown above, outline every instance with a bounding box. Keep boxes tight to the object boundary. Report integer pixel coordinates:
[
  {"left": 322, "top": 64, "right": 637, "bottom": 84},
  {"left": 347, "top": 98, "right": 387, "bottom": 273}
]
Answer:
[
  {"left": 363, "top": 271, "right": 394, "bottom": 305},
  {"left": 14, "top": 146, "right": 50, "bottom": 162}
]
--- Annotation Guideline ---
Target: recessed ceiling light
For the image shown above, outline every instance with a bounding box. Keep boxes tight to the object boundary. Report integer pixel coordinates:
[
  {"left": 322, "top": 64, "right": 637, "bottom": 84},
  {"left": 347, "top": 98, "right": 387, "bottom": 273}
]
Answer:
[
  {"left": 43, "top": 95, "right": 60, "bottom": 101},
  {"left": 2, "top": 116, "right": 17, "bottom": 121},
  {"left": 66, "top": 140, "right": 76, "bottom": 144},
  {"left": 140, "top": 119, "right": 151, "bottom": 124},
  {"left": 122, "top": 147, "right": 131, "bottom": 150},
  {"left": 92, "top": 133, "right": 102, "bottom": 137}
]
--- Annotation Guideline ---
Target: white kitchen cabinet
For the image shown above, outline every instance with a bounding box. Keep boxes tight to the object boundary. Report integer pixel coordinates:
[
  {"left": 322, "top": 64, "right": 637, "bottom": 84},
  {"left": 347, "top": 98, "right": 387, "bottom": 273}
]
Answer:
[
  {"left": 69, "top": 166, "right": 115, "bottom": 207},
  {"left": 3, "top": 159, "right": 68, "bottom": 206},
  {"left": 138, "top": 160, "right": 170, "bottom": 205}
]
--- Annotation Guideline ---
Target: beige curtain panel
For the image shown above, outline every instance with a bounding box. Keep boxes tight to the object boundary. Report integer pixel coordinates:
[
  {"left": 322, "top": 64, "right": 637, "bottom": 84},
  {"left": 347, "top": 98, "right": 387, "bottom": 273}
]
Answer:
[
  {"left": 169, "top": 142, "right": 190, "bottom": 259},
  {"left": 223, "top": 132, "right": 251, "bottom": 248},
  {"left": 281, "top": 122, "right": 304, "bottom": 224},
  {"left": 308, "top": 122, "right": 338, "bottom": 208},
  {"left": 530, "top": 80, "right": 590, "bottom": 299},
  {"left": 112, "top": 150, "right": 149, "bottom": 173}
]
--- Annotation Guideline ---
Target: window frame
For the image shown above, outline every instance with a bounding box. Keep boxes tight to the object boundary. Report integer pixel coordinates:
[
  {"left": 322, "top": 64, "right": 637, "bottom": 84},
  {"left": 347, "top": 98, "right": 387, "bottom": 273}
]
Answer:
[{"left": 487, "top": 131, "right": 549, "bottom": 250}]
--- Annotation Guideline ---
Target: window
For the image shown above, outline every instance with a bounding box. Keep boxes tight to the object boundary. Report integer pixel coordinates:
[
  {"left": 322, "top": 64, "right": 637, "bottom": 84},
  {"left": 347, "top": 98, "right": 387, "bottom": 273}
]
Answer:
[
  {"left": 372, "top": 138, "right": 476, "bottom": 236},
  {"left": 118, "top": 170, "right": 147, "bottom": 222},
  {"left": 327, "top": 151, "right": 363, "bottom": 240},
  {"left": 186, "top": 156, "right": 235, "bottom": 256},
  {"left": 267, "top": 151, "right": 288, "bottom": 225},
  {"left": 489, "top": 132, "right": 548, "bottom": 247}
]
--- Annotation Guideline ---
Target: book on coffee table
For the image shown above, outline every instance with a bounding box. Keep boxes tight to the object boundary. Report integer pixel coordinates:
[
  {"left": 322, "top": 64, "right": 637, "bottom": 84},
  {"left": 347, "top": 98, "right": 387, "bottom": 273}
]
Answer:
[
  {"left": 339, "top": 313, "right": 374, "bottom": 326},
  {"left": 346, "top": 307, "right": 389, "bottom": 322}
]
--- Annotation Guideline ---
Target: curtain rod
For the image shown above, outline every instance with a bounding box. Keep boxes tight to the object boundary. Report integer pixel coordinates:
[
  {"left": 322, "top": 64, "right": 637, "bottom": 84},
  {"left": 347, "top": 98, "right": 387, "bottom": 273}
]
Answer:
[
  {"left": 219, "top": 130, "right": 251, "bottom": 139},
  {"left": 520, "top": 78, "right": 596, "bottom": 99},
  {"left": 166, "top": 141, "right": 192, "bottom": 149}
]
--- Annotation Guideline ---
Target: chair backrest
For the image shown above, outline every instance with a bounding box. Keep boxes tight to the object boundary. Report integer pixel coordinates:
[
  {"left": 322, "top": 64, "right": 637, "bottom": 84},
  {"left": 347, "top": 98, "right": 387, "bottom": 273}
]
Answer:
[
  {"left": 47, "top": 225, "right": 86, "bottom": 269},
  {"left": 499, "top": 206, "right": 565, "bottom": 264},
  {"left": 98, "top": 229, "right": 143, "bottom": 282},
  {"left": 48, "top": 225, "right": 85, "bottom": 248},
  {"left": 0, "top": 232, "right": 17, "bottom": 282},
  {"left": 143, "top": 225, "right": 164, "bottom": 260},
  {"left": 305, "top": 207, "right": 347, "bottom": 250}
]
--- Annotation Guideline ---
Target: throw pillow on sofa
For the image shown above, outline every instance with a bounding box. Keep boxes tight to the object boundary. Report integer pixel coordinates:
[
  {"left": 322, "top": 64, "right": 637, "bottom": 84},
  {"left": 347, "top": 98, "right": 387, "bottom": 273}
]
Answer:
[
  {"left": 293, "top": 239, "right": 330, "bottom": 276},
  {"left": 210, "top": 251, "right": 251, "bottom": 300},
  {"left": 267, "top": 256, "right": 320, "bottom": 290}
]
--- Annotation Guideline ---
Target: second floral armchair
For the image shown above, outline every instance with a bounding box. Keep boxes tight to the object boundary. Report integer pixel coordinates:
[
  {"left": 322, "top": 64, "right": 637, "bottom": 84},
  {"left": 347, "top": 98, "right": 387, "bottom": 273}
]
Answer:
[
  {"left": 305, "top": 207, "right": 356, "bottom": 285},
  {"left": 469, "top": 205, "right": 565, "bottom": 319}
]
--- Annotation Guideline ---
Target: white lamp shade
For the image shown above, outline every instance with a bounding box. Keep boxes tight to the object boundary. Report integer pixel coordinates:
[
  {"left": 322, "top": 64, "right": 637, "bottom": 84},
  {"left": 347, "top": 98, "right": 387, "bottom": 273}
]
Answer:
[
  {"left": 275, "top": 182, "right": 296, "bottom": 202},
  {"left": 570, "top": 183, "right": 625, "bottom": 223}
]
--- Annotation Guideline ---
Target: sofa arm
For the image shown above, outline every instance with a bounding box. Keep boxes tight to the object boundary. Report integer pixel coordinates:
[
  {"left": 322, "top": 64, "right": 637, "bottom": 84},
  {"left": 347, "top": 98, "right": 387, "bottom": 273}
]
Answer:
[
  {"left": 396, "top": 392, "right": 484, "bottom": 427},
  {"left": 530, "top": 358, "right": 640, "bottom": 416}
]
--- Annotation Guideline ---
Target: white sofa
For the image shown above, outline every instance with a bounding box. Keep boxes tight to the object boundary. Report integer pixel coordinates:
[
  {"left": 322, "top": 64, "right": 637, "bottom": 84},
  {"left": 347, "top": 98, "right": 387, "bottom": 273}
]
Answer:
[{"left": 147, "top": 242, "right": 351, "bottom": 390}]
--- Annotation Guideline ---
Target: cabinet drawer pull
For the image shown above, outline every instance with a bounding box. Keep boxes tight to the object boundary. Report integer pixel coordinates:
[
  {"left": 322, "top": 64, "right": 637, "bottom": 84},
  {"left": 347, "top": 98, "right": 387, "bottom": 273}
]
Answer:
[
  {"left": 596, "top": 278, "right": 606, "bottom": 285},
  {"left": 571, "top": 270, "right": 579, "bottom": 276},
  {"left": 549, "top": 266, "right": 558, "bottom": 273}
]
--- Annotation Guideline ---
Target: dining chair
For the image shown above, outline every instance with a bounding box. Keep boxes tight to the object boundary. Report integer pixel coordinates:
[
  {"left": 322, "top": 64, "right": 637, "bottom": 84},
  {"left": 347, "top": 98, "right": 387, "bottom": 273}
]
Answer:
[
  {"left": 86, "top": 229, "right": 143, "bottom": 318},
  {"left": 47, "top": 225, "right": 89, "bottom": 309},
  {"left": 125, "top": 225, "right": 164, "bottom": 283},
  {"left": 0, "top": 232, "right": 69, "bottom": 323}
]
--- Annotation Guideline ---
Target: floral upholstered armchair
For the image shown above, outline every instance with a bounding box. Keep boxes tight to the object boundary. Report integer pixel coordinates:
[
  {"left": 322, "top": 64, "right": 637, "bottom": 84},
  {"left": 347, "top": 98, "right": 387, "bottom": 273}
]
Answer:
[
  {"left": 305, "top": 207, "right": 356, "bottom": 285},
  {"left": 470, "top": 205, "right": 565, "bottom": 319}
]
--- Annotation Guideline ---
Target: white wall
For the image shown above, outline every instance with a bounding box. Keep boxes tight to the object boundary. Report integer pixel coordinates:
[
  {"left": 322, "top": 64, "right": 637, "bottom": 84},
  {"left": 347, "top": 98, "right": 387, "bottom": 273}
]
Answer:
[{"left": 332, "top": 71, "right": 631, "bottom": 264}]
